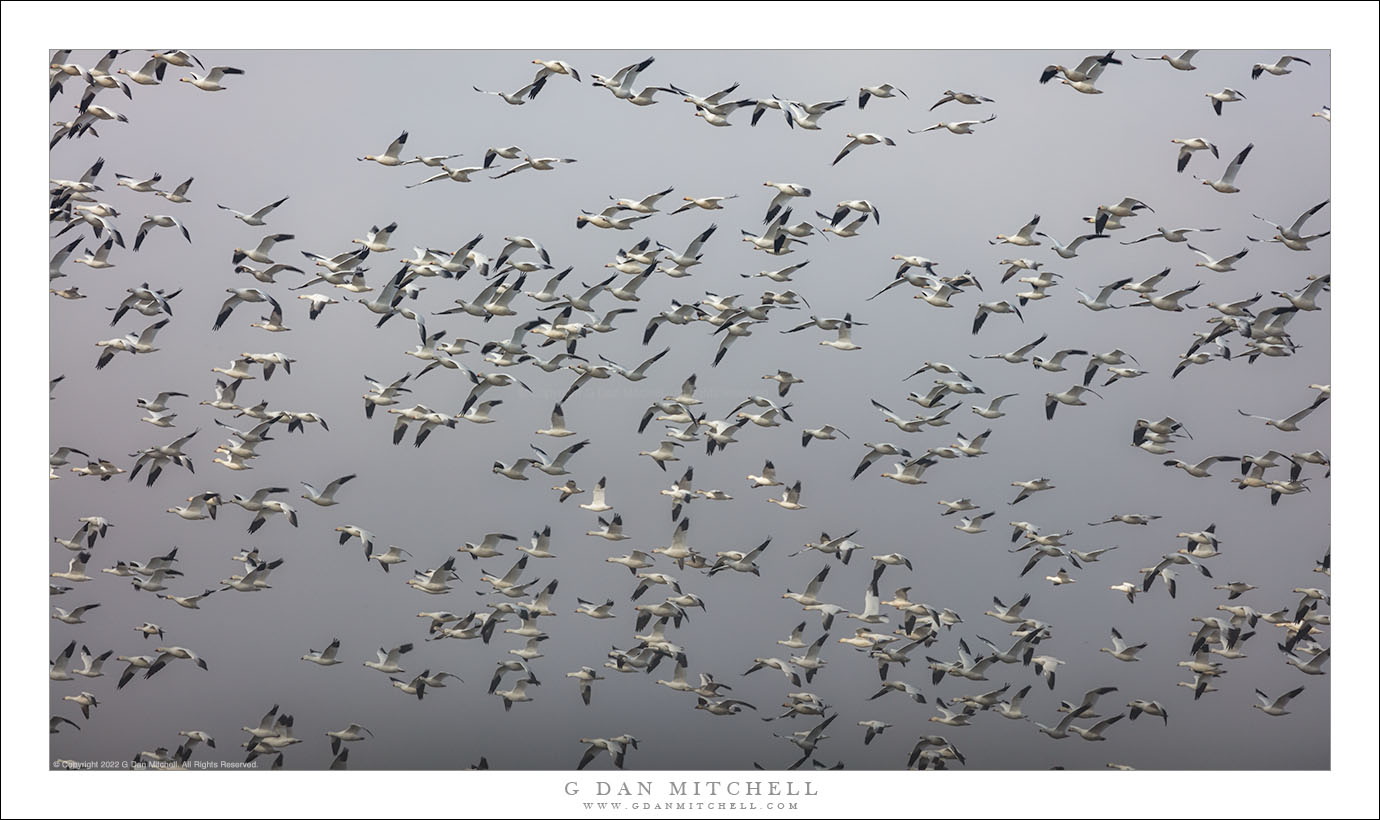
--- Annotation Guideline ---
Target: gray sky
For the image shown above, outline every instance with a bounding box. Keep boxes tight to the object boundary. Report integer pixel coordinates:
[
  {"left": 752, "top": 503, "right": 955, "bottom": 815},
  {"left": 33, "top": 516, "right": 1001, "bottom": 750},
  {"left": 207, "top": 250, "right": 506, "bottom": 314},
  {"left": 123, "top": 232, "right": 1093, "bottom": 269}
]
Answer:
[{"left": 12, "top": 17, "right": 1372, "bottom": 812}]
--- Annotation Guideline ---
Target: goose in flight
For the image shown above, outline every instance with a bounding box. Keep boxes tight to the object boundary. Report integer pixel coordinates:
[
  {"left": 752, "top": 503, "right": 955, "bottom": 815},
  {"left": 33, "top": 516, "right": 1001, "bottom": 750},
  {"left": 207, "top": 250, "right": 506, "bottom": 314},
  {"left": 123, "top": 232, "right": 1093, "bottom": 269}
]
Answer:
[
  {"left": 179, "top": 65, "right": 245, "bottom": 91},
  {"left": 1284, "top": 647, "right": 1329, "bottom": 676},
  {"left": 1165, "top": 455, "right": 1240, "bottom": 477},
  {"left": 859, "top": 83, "right": 908, "bottom": 108},
  {"left": 301, "top": 474, "right": 356, "bottom": 506},
  {"left": 528, "top": 439, "right": 590, "bottom": 476},
  {"left": 1253, "top": 686, "right": 1305, "bottom": 716},
  {"left": 301, "top": 638, "right": 342, "bottom": 666},
  {"left": 1045, "top": 385, "right": 1102, "bottom": 420},
  {"left": 133, "top": 215, "right": 191, "bottom": 251},
  {"left": 767, "top": 481, "right": 807, "bottom": 511},
  {"left": 1206, "top": 87, "right": 1247, "bottom": 115},
  {"left": 1123, "top": 224, "right": 1220, "bottom": 245},
  {"left": 1100, "top": 628, "right": 1148, "bottom": 662},
  {"left": 1196, "top": 142, "right": 1254, "bottom": 193},
  {"left": 1039, "top": 51, "right": 1122, "bottom": 85},
  {"left": 780, "top": 97, "right": 848, "bottom": 130},
  {"left": 929, "top": 89, "right": 993, "bottom": 110},
  {"left": 62, "top": 692, "right": 100, "bottom": 720},
  {"left": 990, "top": 214, "right": 1040, "bottom": 246},
  {"left": 972, "top": 301, "right": 1023, "bottom": 334},
  {"left": 910, "top": 115, "right": 997, "bottom": 135},
  {"left": 359, "top": 131, "right": 409, "bottom": 165},
  {"left": 1076, "top": 278, "right": 1134, "bottom": 311},
  {"left": 1131, "top": 281, "right": 1201, "bottom": 311},
  {"left": 407, "top": 164, "right": 484, "bottom": 186},
  {"left": 492, "top": 155, "right": 578, "bottom": 180},
  {"left": 672, "top": 194, "right": 738, "bottom": 214},
  {"left": 1252, "top": 199, "right": 1329, "bottom": 245},
  {"left": 1133, "top": 50, "right": 1199, "bottom": 70},
  {"left": 832, "top": 133, "right": 897, "bottom": 165},
  {"left": 218, "top": 195, "right": 288, "bottom": 226},
  {"left": 591, "top": 55, "right": 655, "bottom": 100},
  {"left": 1237, "top": 400, "right": 1324, "bottom": 432},
  {"left": 1070, "top": 714, "right": 1126, "bottom": 742},
  {"left": 1039, "top": 230, "right": 1107, "bottom": 258},
  {"left": 1170, "top": 138, "right": 1219, "bottom": 173},
  {"left": 1252, "top": 55, "right": 1311, "bottom": 79}
]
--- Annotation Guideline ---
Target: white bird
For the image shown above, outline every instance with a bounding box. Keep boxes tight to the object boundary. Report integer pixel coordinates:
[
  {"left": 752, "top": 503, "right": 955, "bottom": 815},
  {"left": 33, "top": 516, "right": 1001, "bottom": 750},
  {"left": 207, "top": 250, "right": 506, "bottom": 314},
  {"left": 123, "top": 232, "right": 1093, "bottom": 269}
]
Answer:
[
  {"left": 859, "top": 83, "right": 909, "bottom": 108},
  {"left": 492, "top": 155, "right": 578, "bottom": 181},
  {"left": 1133, "top": 49, "right": 1199, "bottom": 70},
  {"left": 1196, "top": 143, "right": 1254, "bottom": 193},
  {"left": 218, "top": 195, "right": 288, "bottom": 226},
  {"left": 1237, "top": 402, "right": 1323, "bottom": 432},
  {"left": 301, "top": 474, "right": 356, "bottom": 506},
  {"left": 301, "top": 638, "right": 343, "bottom": 666},
  {"left": 833, "top": 133, "right": 897, "bottom": 165},
  {"left": 1100, "top": 628, "right": 1148, "bottom": 662},
  {"left": 911, "top": 115, "right": 997, "bottom": 135},
  {"left": 1205, "top": 87, "right": 1247, "bottom": 115},
  {"left": 359, "top": 130, "right": 410, "bottom": 166},
  {"left": 180, "top": 65, "right": 245, "bottom": 91},
  {"left": 1252, "top": 55, "right": 1311, "bottom": 79},
  {"left": 1253, "top": 686, "right": 1306, "bottom": 716}
]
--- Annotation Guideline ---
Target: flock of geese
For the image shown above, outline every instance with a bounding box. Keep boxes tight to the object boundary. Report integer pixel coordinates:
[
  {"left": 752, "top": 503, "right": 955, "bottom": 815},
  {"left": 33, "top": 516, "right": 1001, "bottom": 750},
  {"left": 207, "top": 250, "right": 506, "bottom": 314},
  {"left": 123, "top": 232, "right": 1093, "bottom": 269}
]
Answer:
[{"left": 46, "top": 47, "right": 1332, "bottom": 775}]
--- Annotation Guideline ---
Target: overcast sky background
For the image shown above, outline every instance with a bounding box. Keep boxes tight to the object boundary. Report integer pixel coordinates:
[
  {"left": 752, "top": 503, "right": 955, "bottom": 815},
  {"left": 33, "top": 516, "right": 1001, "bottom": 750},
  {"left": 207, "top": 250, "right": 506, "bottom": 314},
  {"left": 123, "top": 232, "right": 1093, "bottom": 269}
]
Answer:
[
  {"left": 5, "top": 4, "right": 1374, "bottom": 811},
  {"left": 37, "top": 45, "right": 1340, "bottom": 775}
]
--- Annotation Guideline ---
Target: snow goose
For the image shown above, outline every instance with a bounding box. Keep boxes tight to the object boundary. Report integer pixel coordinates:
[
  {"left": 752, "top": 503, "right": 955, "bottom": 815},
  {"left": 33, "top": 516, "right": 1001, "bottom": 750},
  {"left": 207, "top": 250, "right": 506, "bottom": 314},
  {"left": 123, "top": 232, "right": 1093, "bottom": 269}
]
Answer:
[
  {"left": 591, "top": 55, "right": 655, "bottom": 99},
  {"left": 1312, "top": 105, "right": 1330, "bottom": 122},
  {"left": 767, "top": 481, "right": 807, "bottom": 511},
  {"left": 132, "top": 215, "right": 191, "bottom": 251},
  {"left": 73, "top": 237, "right": 117, "bottom": 269},
  {"left": 819, "top": 214, "right": 869, "bottom": 238},
  {"left": 62, "top": 692, "right": 100, "bottom": 720},
  {"left": 177, "top": 65, "right": 245, "bottom": 91},
  {"left": 491, "top": 155, "right": 577, "bottom": 180},
  {"left": 52, "top": 602, "right": 101, "bottom": 625},
  {"left": 155, "top": 176, "right": 194, "bottom": 204},
  {"left": 1075, "top": 278, "right": 1134, "bottom": 311},
  {"left": 1170, "top": 137, "right": 1219, "bottom": 173},
  {"left": 1252, "top": 55, "right": 1310, "bottom": 79},
  {"left": 881, "top": 457, "right": 938, "bottom": 485},
  {"left": 589, "top": 515, "right": 632, "bottom": 542},
  {"left": 1133, "top": 50, "right": 1199, "bottom": 70},
  {"left": 359, "top": 131, "right": 409, "bottom": 166},
  {"left": 779, "top": 97, "right": 847, "bottom": 130},
  {"left": 972, "top": 301, "right": 1022, "bottom": 334},
  {"left": 929, "top": 89, "right": 993, "bottom": 110},
  {"left": 832, "top": 133, "right": 897, "bottom": 165},
  {"left": 217, "top": 195, "right": 288, "bottom": 226},
  {"left": 1041, "top": 231, "right": 1108, "bottom": 259},
  {"left": 1205, "top": 87, "right": 1246, "bottom": 115},
  {"left": 301, "top": 638, "right": 342, "bottom": 667},
  {"left": 1164, "top": 455, "right": 1239, "bottom": 477},
  {"left": 1100, "top": 628, "right": 1147, "bottom": 662},
  {"left": 801, "top": 424, "right": 848, "bottom": 447},
  {"left": 1070, "top": 714, "right": 1125, "bottom": 742},
  {"left": 1196, "top": 142, "right": 1254, "bottom": 193},
  {"left": 407, "top": 165, "right": 484, "bottom": 186},
  {"left": 232, "top": 233, "right": 293, "bottom": 265},
  {"left": 1284, "top": 647, "right": 1329, "bottom": 676},
  {"left": 1237, "top": 400, "right": 1323, "bottom": 432},
  {"left": 1252, "top": 198, "right": 1329, "bottom": 243},
  {"left": 1040, "top": 51, "right": 1121, "bottom": 85},
  {"left": 672, "top": 194, "right": 738, "bottom": 214},
  {"left": 911, "top": 115, "right": 997, "bottom": 135},
  {"left": 858, "top": 83, "right": 908, "bottom": 108},
  {"left": 1131, "top": 281, "right": 1201, "bottom": 312}
]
